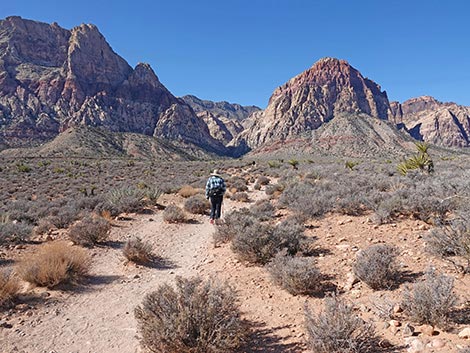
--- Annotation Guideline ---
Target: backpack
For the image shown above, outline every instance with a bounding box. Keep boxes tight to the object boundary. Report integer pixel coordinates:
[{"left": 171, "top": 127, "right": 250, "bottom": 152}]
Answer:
[{"left": 208, "top": 185, "right": 224, "bottom": 197}]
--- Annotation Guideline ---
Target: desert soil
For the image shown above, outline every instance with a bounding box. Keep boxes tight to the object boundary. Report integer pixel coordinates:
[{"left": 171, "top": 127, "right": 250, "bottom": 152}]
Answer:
[{"left": 1, "top": 180, "right": 470, "bottom": 353}]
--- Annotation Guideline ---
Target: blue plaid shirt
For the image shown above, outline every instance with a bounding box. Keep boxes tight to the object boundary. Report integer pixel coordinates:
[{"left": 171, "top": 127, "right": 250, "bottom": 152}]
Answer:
[{"left": 205, "top": 176, "right": 226, "bottom": 198}]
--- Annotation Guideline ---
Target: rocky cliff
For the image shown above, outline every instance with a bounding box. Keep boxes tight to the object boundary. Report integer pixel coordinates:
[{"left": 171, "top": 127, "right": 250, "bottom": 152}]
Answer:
[
  {"left": 181, "top": 95, "right": 258, "bottom": 145},
  {"left": 391, "top": 96, "right": 470, "bottom": 148},
  {"left": 235, "top": 57, "right": 394, "bottom": 152},
  {"left": 0, "top": 16, "right": 225, "bottom": 154}
]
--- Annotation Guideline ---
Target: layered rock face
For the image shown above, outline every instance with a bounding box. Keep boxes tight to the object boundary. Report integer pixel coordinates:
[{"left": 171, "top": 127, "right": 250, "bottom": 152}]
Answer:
[
  {"left": 0, "top": 16, "right": 224, "bottom": 154},
  {"left": 237, "top": 57, "right": 392, "bottom": 150},
  {"left": 181, "top": 95, "right": 258, "bottom": 145},
  {"left": 391, "top": 96, "right": 470, "bottom": 148}
]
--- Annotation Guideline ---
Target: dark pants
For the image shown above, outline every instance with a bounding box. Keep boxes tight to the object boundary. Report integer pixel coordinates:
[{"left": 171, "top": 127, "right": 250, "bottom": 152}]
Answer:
[{"left": 209, "top": 195, "right": 223, "bottom": 219}]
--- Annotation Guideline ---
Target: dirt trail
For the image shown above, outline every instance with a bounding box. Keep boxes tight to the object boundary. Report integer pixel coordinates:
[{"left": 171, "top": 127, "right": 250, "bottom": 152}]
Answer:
[{"left": 1, "top": 195, "right": 241, "bottom": 353}]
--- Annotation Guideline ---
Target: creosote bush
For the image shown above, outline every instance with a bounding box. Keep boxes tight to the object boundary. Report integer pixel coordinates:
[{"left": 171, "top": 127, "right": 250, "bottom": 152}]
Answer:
[
  {"left": 353, "top": 244, "right": 399, "bottom": 290},
  {"left": 184, "top": 194, "right": 209, "bottom": 215},
  {"left": 267, "top": 253, "right": 323, "bottom": 295},
  {"left": 402, "top": 270, "right": 457, "bottom": 327},
  {"left": 135, "top": 276, "right": 247, "bottom": 353},
  {"left": 123, "top": 237, "right": 153, "bottom": 264},
  {"left": 0, "top": 270, "right": 21, "bottom": 309},
  {"left": 17, "top": 241, "right": 91, "bottom": 288},
  {"left": 68, "top": 214, "right": 111, "bottom": 247},
  {"left": 163, "top": 205, "right": 187, "bottom": 223},
  {"left": 305, "top": 294, "right": 376, "bottom": 353}
]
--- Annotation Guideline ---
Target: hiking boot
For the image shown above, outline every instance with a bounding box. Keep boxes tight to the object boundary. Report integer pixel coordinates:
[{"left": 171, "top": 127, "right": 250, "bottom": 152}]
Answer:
[{"left": 209, "top": 219, "right": 214, "bottom": 224}]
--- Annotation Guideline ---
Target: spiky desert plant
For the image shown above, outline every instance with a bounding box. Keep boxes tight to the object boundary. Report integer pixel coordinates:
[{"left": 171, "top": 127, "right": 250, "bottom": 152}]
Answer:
[
  {"left": 398, "top": 142, "right": 434, "bottom": 175},
  {"left": 345, "top": 161, "right": 359, "bottom": 171},
  {"left": 135, "top": 276, "right": 247, "bottom": 353},
  {"left": 288, "top": 159, "right": 299, "bottom": 170}
]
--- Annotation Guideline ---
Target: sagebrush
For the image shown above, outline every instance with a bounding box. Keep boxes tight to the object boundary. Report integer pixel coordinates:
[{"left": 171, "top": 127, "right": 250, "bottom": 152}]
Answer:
[
  {"left": 135, "top": 276, "right": 247, "bottom": 353},
  {"left": 123, "top": 237, "right": 153, "bottom": 264}
]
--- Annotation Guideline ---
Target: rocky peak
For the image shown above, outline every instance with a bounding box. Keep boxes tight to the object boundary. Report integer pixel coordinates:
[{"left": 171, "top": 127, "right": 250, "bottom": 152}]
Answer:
[{"left": 235, "top": 57, "right": 392, "bottom": 150}]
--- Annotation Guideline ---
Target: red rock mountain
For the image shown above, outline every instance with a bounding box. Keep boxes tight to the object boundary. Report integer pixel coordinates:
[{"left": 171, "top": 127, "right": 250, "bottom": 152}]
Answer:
[
  {"left": 391, "top": 96, "right": 470, "bottom": 148},
  {"left": 234, "top": 57, "right": 400, "bottom": 153},
  {"left": 0, "top": 17, "right": 225, "bottom": 154}
]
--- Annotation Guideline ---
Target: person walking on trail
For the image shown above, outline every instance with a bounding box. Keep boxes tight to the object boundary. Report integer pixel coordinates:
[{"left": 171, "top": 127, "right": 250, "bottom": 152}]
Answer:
[{"left": 205, "top": 169, "right": 226, "bottom": 224}]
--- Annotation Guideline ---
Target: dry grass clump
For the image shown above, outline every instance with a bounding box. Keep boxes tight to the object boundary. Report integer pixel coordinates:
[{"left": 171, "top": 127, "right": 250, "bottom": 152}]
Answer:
[
  {"left": 163, "top": 205, "right": 187, "bottom": 223},
  {"left": 256, "top": 176, "right": 270, "bottom": 186},
  {"left": 305, "top": 294, "right": 376, "bottom": 353},
  {"left": 178, "top": 185, "right": 200, "bottom": 198},
  {"left": 68, "top": 214, "right": 111, "bottom": 247},
  {"left": 123, "top": 237, "right": 153, "bottom": 264},
  {"left": 353, "top": 244, "right": 399, "bottom": 290},
  {"left": 0, "top": 270, "right": 21, "bottom": 309},
  {"left": 402, "top": 270, "right": 457, "bottom": 327},
  {"left": 135, "top": 276, "right": 247, "bottom": 353},
  {"left": 17, "top": 241, "right": 91, "bottom": 289},
  {"left": 184, "top": 194, "right": 209, "bottom": 215},
  {"left": 267, "top": 253, "right": 323, "bottom": 296},
  {"left": 230, "top": 192, "right": 250, "bottom": 202}
]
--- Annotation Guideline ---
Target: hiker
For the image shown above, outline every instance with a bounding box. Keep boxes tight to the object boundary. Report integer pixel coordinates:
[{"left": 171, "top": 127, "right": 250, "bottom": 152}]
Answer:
[{"left": 205, "top": 169, "right": 226, "bottom": 224}]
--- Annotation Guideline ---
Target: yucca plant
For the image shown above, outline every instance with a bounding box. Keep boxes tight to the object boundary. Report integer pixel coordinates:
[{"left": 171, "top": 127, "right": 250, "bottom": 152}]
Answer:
[
  {"left": 397, "top": 142, "right": 434, "bottom": 175},
  {"left": 288, "top": 159, "right": 299, "bottom": 170},
  {"left": 345, "top": 161, "right": 359, "bottom": 171}
]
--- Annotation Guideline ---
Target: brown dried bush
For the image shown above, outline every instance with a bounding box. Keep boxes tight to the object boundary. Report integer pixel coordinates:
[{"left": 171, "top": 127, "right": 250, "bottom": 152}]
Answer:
[
  {"left": 123, "top": 237, "right": 153, "bottom": 264},
  {"left": 17, "top": 241, "right": 91, "bottom": 288},
  {"left": 178, "top": 185, "right": 200, "bottom": 198},
  {"left": 163, "top": 205, "right": 187, "bottom": 223},
  {"left": 184, "top": 195, "right": 210, "bottom": 215},
  {"left": 135, "top": 276, "right": 247, "bottom": 353},
  {"left": 0, "top": 270, "right": 21, "bottom": 309},
  {"left": 305, "top": 294, "right": 376, "bottom": 353},
  {"left": 402, "top": 270, "right": 457, "bottom": 327},
  {"left": 68, "top": 214, "right": 111, "bottom": 247},
  {"left": 353, "top": 244, "right": 399, "bottom": 290},
  {"left": 230, "top": 192, "right": 250, "bottom": 202},
  {"left": 267, "top": 253, "right": 324, "bottom": 295}
]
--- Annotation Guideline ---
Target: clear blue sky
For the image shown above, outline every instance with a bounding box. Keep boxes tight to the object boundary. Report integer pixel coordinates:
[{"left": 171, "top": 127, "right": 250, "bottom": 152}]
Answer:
[{"left": 2, "top": 0, "right": 469, "bottom": 108}]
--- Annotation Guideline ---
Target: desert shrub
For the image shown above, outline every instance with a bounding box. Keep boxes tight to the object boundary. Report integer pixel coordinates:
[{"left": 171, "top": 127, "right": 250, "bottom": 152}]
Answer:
[
  {"left": 17, "top": 241, "right": 91, "bottom": 288},
  {"left": 123, "top": 237, "right": 153, "bottom": 264},
  {"left": 143, "top": 187, "right": 163, "bottom": 205},
  {"left": 104, "top": 186, "right": 145, "bottom": 215},
  {"left": 402, "top": 271, "right": 457, "bottom": 327},
  {"left": 288, "top": 159, "right": 299, "bottom": 169},
  {"left": 459, "top": 348, "right": 470, "bottom": 353},
  {"left": 178, "top": 185, "right": 200, "bottom": 198},
  {"left": 249, "top": 200, "right": 275, "bottom": 221},
  {"left": 265, "top": 183, "right": 284, "bottom": 197},
  {"left": 267, "top": 253, "right": 323, "bottom": 295},
  {"left": 184, "top": 195, "right": 209, "bottom": 215},
  {"left": 230, "top": 192, "right": 250, "bottom": 202},
  {"left": 426, "top": 217, "right": 470, "bottom": 273},
  {"left": 231, "top": 218, "right": 303, "bottom": 264},
  {"left": 253, "top": 182, "right": 261, "bottom": 190},
  {"left": 213, "top": 209, "right": 255, "bottom": 245},
  {"left": 353, "top": 244, "right": 399, "bottom": 290},
  {"left": 305, "top": 294, "right": 375, "bottom": 353},
  {"left": 68, "top": 214, "right": 111, "bottom": 247},
  {"left": 257, "top": 176, "right": 270, "bottom": 185},
  {"left": 0, "top": 221, "right": 33, "bottom": 244},
  {"left": 0, "top": 270, "right": 21, "bottom": 309},
  {"left": 135, "top": 276, "right": 247, "bottom": 353},
  {"left": 47, "top": 205, "right": 81, "bottom": 229},
  {"left": 279, "top": 181, "right": 334, "bottom": 218},
  {"left": 397, "top": 142, "right": 434, "bottom": 176},
  {"left": 228, "top": 177, "right": 248, "bottom": 192},
  {"left": 163, "top": 205, "right": 186, "bottom": 223}
]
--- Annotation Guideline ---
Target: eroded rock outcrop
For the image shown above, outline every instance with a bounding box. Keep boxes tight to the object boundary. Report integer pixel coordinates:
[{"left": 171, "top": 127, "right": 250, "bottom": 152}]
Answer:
[{"left": 0, "top": 16, "right": 224, "bottom": 154}]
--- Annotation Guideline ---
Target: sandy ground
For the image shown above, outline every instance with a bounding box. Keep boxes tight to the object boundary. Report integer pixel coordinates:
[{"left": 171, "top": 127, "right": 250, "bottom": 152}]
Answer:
[{"left": 1, "top": 183, "right": 470, "bottom": 353}]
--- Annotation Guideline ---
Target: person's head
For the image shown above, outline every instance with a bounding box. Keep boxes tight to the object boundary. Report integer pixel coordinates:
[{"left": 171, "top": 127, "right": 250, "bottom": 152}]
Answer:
[{"left": 210, "top": 169, "right": 221, "bottom": 177}]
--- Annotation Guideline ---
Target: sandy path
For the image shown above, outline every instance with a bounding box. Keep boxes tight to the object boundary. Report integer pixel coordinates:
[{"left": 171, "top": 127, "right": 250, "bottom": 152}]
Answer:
[{"left": 1, "top": 203, "right": 219, "bottom": 353}]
